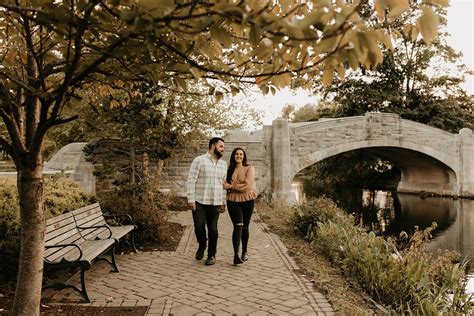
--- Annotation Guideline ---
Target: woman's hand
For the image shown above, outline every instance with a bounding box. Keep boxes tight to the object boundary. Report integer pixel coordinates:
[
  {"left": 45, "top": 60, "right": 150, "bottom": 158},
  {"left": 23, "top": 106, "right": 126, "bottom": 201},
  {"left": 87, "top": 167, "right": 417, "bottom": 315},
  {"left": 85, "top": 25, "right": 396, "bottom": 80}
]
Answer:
[{"left": 223, "top": 181, "right": 232, "bottom": 190}]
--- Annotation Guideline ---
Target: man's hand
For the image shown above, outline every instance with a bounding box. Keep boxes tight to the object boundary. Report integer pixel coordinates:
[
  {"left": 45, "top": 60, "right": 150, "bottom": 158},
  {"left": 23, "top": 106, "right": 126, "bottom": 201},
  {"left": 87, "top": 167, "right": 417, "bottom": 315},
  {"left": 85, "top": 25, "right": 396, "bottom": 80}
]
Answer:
[
  {"left": 188, "top": 202, "right": 196, "bottom": 211},
  {"left": 219, "top": 205, "right": 226, "bottom": 213}
]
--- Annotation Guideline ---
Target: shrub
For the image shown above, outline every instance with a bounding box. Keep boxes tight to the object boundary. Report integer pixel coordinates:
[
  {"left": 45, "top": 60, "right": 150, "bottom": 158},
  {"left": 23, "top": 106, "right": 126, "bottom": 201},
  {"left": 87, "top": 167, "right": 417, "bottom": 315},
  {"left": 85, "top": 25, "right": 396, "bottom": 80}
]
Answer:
[
  {"left": 291, "top": 197, "right": 473, "bottom": 314},
  {"left": 290, "top": 196, "right": 346, "bottom": 238},
  {"left": 0, "top": 176, "right": 93, "bottom": 286},
  {"left": 97, "top": 182, "right": 169, "bottom": 243}
]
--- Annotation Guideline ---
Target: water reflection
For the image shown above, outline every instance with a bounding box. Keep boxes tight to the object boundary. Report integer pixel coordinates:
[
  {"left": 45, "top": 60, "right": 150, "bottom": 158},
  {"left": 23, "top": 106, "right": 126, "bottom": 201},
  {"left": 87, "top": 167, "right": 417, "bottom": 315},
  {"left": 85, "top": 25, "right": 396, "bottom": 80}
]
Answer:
[
  {"left": 360, "top": 191, "right": 474, "bottom": 294},
  {"left": 360, "top": 191, "right": 473, "bottom": 263}
]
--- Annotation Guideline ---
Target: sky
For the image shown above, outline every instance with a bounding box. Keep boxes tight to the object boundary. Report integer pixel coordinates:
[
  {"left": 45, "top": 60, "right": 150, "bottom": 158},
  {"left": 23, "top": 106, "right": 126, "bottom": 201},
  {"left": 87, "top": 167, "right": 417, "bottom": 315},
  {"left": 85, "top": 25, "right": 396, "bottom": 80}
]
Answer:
[{"left": 232, "top": 0, "right": 474, "bottom": 127}]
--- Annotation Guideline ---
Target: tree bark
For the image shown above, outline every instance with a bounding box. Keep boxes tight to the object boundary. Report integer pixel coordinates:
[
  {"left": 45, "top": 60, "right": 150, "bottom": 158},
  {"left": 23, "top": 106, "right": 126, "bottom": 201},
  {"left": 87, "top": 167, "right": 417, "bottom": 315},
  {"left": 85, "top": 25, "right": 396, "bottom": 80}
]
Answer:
[
  {"left": 12, "top": 166, "right": 45, "bottom": 316},
  {"left": 129, "top": 137, "right": 136, "bottom": 185},
  {"left": 153, "top": 159, "right": 165, "bottom": 188},
  {"left": 142, "top": 152, "right": 149, "bottom": 182}
]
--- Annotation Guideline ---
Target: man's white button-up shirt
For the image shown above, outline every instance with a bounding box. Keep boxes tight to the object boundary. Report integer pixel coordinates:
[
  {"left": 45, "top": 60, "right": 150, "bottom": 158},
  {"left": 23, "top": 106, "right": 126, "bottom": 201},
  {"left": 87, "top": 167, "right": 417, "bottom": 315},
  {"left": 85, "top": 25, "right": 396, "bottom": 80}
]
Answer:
[{"left": 187, "top": 153, "right": 227, "bottom": 206}]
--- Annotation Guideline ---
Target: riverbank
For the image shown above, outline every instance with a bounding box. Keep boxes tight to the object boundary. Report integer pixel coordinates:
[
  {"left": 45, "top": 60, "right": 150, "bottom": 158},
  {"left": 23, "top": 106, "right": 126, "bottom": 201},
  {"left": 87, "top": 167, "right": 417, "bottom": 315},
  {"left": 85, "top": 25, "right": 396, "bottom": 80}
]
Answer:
[
  {"left": 255, "top": 200, "right": 383, "bottom": 314},
  {"left": 257, "top": 197, "right": 474, "bottom": 314}
]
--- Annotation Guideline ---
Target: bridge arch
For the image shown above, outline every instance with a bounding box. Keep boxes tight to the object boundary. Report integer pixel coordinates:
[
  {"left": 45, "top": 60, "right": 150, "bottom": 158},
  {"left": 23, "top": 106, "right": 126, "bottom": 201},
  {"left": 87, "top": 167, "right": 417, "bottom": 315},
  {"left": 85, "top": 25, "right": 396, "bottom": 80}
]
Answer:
[
  {"left": 271, "top": 112, "right": 473, "bottom": 200},
  {"left": 293, "top": 139, "right": 458, "bottom": 196}
]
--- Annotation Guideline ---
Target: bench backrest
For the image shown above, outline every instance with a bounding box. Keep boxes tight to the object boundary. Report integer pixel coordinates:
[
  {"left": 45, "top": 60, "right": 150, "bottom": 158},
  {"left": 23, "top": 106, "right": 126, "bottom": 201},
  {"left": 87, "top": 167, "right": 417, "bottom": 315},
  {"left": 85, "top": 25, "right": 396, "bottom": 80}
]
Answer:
[
  {"left": 44, "top": 212, "right": 85, "bottom": 262},
  {"left": 71, "top": 203, "right": 110, "bottom": 240}
]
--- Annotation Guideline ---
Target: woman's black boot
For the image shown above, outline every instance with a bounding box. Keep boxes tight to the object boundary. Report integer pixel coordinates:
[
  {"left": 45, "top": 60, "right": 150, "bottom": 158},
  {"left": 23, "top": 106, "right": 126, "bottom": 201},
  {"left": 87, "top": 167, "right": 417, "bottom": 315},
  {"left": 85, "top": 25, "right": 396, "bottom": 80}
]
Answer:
[{"left": 233, "top": 255, "right": 244, "bottom": 265}]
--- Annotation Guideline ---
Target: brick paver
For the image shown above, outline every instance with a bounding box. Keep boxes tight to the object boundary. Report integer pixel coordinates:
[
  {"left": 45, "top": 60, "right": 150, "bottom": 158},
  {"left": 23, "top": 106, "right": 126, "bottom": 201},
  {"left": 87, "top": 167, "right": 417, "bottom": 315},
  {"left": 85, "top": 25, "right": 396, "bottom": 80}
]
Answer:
[{"left": 44, "top": 209, "right": 335, "bottom": 315}]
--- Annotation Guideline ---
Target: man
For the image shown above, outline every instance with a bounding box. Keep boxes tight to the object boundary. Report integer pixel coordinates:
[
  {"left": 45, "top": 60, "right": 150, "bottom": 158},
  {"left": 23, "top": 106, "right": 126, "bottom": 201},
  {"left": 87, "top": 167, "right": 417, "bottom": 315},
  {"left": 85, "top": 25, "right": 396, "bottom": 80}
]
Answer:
[{"left": 187, "top": 137, "right": 227, "bottom": 266}]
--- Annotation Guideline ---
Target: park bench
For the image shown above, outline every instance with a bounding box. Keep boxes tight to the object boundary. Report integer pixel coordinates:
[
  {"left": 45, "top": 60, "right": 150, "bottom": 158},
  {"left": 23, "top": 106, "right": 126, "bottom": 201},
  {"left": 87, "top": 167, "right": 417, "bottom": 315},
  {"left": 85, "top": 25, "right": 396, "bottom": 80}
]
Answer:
[
  {"left": 43, "top": 211, "right": 119, "bottom": 302},
  {"left": 71, "top": 203, "right": 137, "bottom": 252}
]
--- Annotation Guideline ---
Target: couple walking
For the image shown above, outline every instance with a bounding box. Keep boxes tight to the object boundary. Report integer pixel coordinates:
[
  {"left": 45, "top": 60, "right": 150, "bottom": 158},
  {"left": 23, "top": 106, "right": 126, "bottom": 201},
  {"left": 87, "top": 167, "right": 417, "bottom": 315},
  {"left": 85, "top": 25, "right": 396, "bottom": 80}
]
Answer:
[{"left": 186, "top": 137, "right": 257, "bottom": 266}]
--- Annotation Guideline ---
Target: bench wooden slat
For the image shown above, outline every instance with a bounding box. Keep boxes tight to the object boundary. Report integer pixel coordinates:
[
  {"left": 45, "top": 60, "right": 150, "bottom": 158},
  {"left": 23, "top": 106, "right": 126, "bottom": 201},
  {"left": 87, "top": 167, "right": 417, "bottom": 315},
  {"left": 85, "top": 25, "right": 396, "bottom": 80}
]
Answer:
[{"left": 71, "top": 203, "right": 135, "bottom": 244}]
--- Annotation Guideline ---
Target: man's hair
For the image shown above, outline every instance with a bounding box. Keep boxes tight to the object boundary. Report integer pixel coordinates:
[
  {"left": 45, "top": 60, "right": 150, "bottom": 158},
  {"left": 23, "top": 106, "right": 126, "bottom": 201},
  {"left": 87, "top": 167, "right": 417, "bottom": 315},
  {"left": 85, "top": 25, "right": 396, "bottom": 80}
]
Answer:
[{"left": 209, "top": 137, "right": 225, "bottom": 149}]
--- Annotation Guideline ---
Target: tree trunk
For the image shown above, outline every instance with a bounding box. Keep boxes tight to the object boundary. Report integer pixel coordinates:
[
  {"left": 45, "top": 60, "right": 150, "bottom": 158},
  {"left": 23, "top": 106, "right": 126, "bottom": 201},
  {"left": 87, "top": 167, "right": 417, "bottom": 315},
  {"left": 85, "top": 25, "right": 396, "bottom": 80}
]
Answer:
[
  {"left": 142, "top": 152, "right": 149, "bottom": 182},
  {"left": 12, "top": 166, "right": 45, "bottom": 316},
  {"left": 153, "top": 159, "right": 165, "bottom": 188},
  {"left": 129, "top": 137, "right": 136, "bottom": 185}
]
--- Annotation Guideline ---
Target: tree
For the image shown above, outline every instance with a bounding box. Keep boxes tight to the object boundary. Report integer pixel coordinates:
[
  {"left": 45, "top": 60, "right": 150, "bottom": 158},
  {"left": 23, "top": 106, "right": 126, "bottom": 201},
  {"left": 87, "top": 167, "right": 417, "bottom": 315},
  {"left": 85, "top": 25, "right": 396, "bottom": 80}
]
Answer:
[
  {"left": 0, "top": 0, "right": 444, "bottom": 314},
  {"left": 309, "top": 1, "right": 473, "bottom": 132}
]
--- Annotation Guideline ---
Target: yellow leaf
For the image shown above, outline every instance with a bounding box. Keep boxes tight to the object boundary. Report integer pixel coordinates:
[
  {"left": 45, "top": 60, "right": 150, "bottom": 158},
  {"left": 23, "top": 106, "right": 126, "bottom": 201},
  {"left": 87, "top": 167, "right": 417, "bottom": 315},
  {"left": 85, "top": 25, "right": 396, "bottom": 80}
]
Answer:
[
  {"left": 315, "top": 36, "right": 337, "bottom": 54},
  {"left": 347, "top": 50, "right": 359, "bottom": 71},
  {"left": 374, "top": 0, "right": 387, "bottom": 22},
  {"left": 424, "top": 0, "right": 449, "bottom": 7},
  {"left": 410, "top": 24, "right": 419, "bottom": 42},
  {"left": 387, "top": 0, "right": 409, "bottom": 20},
  {"left": 322, "top": 67, "right": 333, "bottom": 86},
  {"left": 376, "top": 29, "right": 393, "bottom": 51},
  {"left": 335, "top": 64, "right": 345, "bottom": 80},
  {"left": 418, "top": 6, "right": 439, "bottom": 45},
  {"left": 272, "top": 73, "right": 291, "bottom": 88}
]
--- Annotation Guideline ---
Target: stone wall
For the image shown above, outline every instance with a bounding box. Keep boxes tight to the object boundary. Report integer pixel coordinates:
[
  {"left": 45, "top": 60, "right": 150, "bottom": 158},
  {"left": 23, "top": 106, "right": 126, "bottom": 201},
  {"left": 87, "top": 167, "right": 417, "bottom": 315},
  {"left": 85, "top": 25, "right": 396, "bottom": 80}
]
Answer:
[{"left": 44, "top": 112, "right": 474, "bottom": 200}]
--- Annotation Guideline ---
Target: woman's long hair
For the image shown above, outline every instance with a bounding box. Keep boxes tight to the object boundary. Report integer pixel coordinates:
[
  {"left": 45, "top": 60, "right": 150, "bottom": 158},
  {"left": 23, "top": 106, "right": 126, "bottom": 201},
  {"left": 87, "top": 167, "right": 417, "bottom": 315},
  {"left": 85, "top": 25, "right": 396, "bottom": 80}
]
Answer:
[{"left": 226, "top": 147, "right": 249, "bottom": 183}]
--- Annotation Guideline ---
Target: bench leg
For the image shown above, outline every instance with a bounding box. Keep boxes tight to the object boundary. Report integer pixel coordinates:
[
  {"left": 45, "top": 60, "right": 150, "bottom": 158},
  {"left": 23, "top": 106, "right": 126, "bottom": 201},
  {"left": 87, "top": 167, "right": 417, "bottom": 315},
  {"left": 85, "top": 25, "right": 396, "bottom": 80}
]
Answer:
[
  {"left": 79, "top": 268, "right": 91, "bottom": 303},
  {"left": 42, "top": 267, "right": 91, "bottom": 303},
  {"left": 130, "top": 232, "right": 138, "bottom": 253},
  {"left": 97, "top": 246, "right": 119, "bottom": 272}
]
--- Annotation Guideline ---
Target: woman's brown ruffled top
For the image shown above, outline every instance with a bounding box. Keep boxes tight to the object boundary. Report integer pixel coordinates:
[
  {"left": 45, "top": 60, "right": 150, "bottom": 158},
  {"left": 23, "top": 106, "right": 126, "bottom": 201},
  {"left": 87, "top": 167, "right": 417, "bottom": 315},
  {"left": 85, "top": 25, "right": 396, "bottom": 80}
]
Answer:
[{"left": 227, "top": 165, "right": 257, "bottom": 202}]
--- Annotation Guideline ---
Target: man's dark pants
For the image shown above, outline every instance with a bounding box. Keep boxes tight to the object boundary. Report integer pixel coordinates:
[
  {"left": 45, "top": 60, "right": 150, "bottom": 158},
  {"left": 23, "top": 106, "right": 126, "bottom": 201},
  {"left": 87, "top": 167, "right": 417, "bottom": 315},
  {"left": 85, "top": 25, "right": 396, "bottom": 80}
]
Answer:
[{"left": 192, "top": 202, "right": 220, "bottom": 257}]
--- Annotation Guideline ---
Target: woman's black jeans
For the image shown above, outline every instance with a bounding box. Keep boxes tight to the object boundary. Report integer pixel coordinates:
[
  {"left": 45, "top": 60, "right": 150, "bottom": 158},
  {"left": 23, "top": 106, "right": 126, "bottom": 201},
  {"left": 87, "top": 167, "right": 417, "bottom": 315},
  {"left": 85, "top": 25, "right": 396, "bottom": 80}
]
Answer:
[
  {"left": 192, "top": 202, "right": 220, "bottom": 257},
  {"left": 227, "top": 200, "right": 254, "bottom": 255}
]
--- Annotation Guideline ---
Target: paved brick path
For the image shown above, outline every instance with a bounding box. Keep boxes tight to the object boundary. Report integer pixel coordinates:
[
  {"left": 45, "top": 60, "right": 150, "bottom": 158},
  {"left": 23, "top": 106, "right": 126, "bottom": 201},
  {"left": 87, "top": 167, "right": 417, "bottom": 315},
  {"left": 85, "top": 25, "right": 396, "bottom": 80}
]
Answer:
[{"left": 45, "top": 209, "right": 335, "bottom": 315}]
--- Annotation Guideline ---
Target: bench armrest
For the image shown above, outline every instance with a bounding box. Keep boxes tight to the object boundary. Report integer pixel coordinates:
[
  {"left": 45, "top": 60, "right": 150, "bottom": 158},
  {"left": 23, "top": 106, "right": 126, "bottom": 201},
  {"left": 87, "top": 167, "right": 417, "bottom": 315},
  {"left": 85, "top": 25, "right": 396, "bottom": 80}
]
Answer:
[
  {"left": 77, "top": 225, "right": 113, "bottom": 239},
  {"left": 44, "top": 243, "right": 83, "bottom": 262},
  {"left": 104, "top": 214, "right": 135, "bottom": 226}
]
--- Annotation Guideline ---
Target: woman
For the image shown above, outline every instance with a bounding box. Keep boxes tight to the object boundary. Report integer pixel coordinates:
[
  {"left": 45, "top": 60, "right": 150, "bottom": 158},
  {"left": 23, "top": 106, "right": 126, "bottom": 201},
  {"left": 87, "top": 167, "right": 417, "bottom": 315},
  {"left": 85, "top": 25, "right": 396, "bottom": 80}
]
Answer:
[{"left": 223, "top": 147, "right": 257, "bottom": 265}]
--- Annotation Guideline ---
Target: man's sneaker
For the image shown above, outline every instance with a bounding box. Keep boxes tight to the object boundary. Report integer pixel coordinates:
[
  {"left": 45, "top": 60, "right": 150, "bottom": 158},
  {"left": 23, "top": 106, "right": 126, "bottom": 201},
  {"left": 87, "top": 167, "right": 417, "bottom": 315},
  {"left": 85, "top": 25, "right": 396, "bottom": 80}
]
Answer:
[
  {"left": 195, "top": 247, "right": 205, "bottom": 260},
  {"left": 205, "top": 256, "right": 216, "bottom": 266}
]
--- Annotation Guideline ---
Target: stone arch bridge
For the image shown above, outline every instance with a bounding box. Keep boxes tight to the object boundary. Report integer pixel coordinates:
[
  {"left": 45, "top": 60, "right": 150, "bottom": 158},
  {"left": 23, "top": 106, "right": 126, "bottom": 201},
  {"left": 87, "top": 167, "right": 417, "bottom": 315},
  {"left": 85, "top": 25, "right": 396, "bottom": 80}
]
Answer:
[
  {"left": 44, "top": 112, "right": 474, "bottom": 200},
  {"left": 161, "top": 112, "right": 474, "bottom": 200}
]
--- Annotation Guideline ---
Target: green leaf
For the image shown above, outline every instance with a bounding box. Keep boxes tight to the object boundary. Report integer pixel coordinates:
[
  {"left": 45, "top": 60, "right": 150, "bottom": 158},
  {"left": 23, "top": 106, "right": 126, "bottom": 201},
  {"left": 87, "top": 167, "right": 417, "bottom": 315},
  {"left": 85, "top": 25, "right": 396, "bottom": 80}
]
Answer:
[
  {"left": 250, "top": 25, "right": 263, "bottom": 45},
  {"left": 120, "top": 9, "right": 137, "bottom": 22},
  {"left": 190, "top": 67, "right": 202, "bottom": 79},
  {"left": 139, "top": 0, "right": 175, "bottom": 18},
  {"left": 210, "top": 24, "right": 232, "bottom": 48}
]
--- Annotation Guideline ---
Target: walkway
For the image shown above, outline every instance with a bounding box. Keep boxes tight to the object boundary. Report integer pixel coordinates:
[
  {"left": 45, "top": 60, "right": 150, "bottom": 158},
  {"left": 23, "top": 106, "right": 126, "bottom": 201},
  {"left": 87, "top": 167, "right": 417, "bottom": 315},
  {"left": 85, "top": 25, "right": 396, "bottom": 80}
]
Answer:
[{"left": 46, "top": 209, "right": 335, "bottom": 315}]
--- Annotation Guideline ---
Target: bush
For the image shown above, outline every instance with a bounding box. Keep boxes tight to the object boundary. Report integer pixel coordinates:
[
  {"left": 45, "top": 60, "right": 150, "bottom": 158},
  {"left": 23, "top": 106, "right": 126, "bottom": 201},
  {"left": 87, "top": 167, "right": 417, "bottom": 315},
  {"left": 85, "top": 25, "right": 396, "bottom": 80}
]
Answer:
[
  {"left": 290, "top": 196, "right": 346, "bottom": 238},
  {"left": 291, "top": 197, "right": 473, "bottom": 314},
  {"left": 0, "top": 176, "right": 93, "bottom": 286},
  {"left": 97, "top": 182, "right": 169, "bottom": 243}
]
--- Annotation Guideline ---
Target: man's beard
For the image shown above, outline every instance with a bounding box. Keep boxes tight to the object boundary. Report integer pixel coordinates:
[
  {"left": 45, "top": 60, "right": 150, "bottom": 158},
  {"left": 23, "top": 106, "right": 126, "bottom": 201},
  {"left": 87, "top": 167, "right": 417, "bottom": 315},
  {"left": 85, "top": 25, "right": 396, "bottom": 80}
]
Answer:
[{"left": 214, "top": 148, "right": 223, "bottom": 158}]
